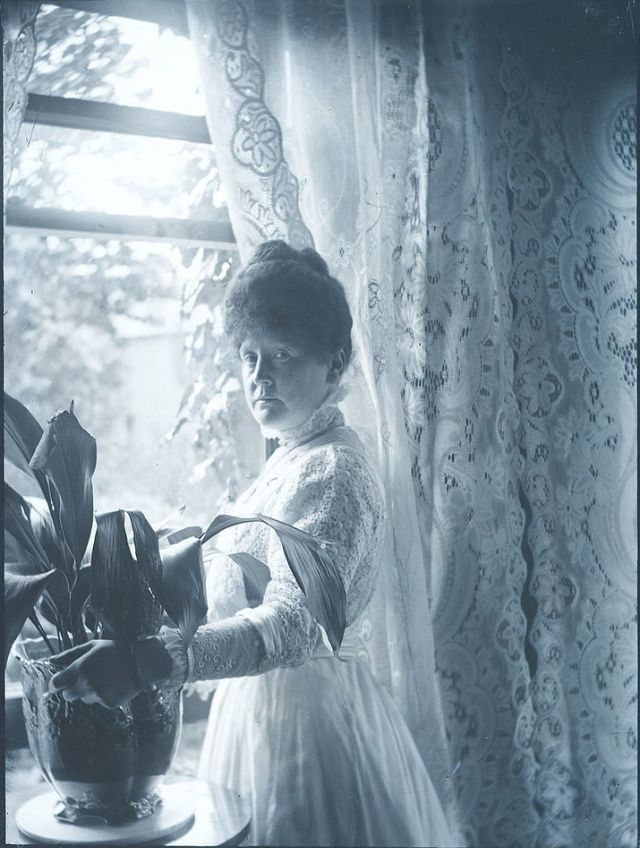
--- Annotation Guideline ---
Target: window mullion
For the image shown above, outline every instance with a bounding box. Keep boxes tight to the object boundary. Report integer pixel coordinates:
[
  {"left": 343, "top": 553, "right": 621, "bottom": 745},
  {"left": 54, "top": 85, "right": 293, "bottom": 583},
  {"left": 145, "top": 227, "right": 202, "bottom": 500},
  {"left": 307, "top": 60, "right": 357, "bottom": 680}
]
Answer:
[
  {"left": 25, "top": 93, "right": 211, "bottom": 144},
  {"left": 6, "top": 201, "right": 237, "bottom": 249}
]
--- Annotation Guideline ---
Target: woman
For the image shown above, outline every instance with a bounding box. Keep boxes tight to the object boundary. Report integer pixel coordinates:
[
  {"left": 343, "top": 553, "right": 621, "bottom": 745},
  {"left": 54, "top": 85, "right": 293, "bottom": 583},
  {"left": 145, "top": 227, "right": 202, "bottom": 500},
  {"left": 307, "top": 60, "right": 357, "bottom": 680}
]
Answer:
[{"left": 50, "top": 241, "right": 456, "bottom": 847}]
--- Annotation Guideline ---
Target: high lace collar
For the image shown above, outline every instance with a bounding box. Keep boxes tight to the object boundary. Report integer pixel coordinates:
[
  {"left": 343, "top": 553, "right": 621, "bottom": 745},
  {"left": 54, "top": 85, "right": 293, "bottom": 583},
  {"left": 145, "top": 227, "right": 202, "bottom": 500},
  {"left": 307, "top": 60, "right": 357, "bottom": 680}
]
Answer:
[{"left": 260, "top": 385, "right": 347, "bottom": 449}]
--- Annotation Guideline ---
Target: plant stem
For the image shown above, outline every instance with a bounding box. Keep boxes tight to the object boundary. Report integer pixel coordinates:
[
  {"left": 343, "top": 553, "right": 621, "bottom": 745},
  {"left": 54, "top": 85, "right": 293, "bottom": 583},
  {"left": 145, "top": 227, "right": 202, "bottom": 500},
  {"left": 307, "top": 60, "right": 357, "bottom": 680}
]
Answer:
[{"left": 29, "top": 612, "right": 56, "bottom": 656}]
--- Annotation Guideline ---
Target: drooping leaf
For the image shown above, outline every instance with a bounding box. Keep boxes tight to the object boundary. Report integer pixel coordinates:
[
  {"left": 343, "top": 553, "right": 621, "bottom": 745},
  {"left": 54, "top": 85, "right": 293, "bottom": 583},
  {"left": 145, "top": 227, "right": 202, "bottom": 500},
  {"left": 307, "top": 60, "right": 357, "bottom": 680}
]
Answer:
[
  {"left": 38, "top": 593, "right": 71, "bottom": 649},
  {"left": 69, "top": 564, "right": 91, "bottom": 644},
  {"left": 4, "top": 538, "right": 69, "bottom": 642},
  {"left": 158, "top": 537, "right": 207, "bottom": 646},
  {"left": 127, "top": 509, "right": 164, "bottom": 614},
  {"left": 5, "top": 485, "right": 72, "bottom": 633},
  {"left": 25, "top": 496, "right": 75, "bottom": 577},
  {"left": 257, "top": 514, "right": 346, "bottom": 652},
  {"left": 90, "top": 510, "right": 162, "bottom": 640},
  {"left": 158, "top": 526, "right": 203, "bottom": 547},
  {"left": 39, "top": 568, "right": 71, "bottom": 630},
  {"left": 226, "top": 552, "right": 271, "bottom": 605},
  {"left": 28, "top": 611, "right": 56, "bottom": 655},
  {"left": 154, "top": 503, "right": 186, "bottom": 538},
  {"left": 4, "top": 483, "right": 51, "bottom": 574},
  {"left": 200, "top": 513, "right": 251, "bottom": 544},
  {"left": 201, "top": 513, "right": 346, "bottom": 651},
  {"left": 29, "top": 408, "right": 97, "bottom": 568},
  {"left": 3, "top": 393, "right": 46, "bottom": 489},
  {"left": 4, "top": 570, "right": 66, "bottom": 666}
]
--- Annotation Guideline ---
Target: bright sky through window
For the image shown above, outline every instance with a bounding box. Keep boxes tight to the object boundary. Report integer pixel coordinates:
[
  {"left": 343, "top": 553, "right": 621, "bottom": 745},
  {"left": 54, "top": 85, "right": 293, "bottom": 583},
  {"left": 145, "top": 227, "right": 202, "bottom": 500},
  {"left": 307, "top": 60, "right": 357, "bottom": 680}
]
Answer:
[
  {"left": 12, "top": 4, "right": 226, "bottom": 218},
  {"left": 31, "top": 5, "right": 206, "bottom": 114},
  {"left": 5, "top": 2, "right": 237, "bottom": 534}
]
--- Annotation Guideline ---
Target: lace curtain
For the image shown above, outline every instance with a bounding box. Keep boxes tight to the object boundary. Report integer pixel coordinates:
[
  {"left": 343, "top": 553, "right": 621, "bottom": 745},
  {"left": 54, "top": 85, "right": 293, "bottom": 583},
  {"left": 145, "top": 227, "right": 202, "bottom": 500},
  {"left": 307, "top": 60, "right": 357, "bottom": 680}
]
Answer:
[
  {"left": 186, "top": 2, "right": 636, "bottom": 846},
  {"left": 186, "top": 0, "right": 455, "bottom": 825},
  {"left": 2, "top": 1, "right": 40, "bottom": 202}
]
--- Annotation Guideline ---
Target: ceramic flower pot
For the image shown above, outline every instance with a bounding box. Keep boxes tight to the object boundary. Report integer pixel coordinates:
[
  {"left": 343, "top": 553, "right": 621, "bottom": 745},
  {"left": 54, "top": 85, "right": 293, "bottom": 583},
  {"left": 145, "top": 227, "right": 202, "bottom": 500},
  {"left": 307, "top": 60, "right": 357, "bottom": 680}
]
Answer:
[{"left": 20, "top": 657, "right": 183, "bottom": 824}]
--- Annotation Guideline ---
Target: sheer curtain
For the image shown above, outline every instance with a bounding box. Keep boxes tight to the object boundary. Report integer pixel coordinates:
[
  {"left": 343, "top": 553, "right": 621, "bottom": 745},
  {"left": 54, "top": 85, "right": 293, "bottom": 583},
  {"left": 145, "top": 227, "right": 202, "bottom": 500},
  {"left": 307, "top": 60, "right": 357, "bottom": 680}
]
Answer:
[
  {"left": 2, "top": 1, "right": 40, "bottom": 203},
  {"left": 186, "top": 2, "right": 636, "bottom": 846},
  {"left": 187, "top": 0, "right": 455, "bottom": 820}
]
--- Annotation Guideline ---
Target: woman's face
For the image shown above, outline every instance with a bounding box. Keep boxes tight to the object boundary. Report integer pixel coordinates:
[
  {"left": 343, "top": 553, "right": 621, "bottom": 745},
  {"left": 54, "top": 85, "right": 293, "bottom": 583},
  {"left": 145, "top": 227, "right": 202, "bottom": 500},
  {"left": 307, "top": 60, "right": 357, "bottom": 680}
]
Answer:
[{"left": 239, "top": 328, "right": 334, "bottom": 432}]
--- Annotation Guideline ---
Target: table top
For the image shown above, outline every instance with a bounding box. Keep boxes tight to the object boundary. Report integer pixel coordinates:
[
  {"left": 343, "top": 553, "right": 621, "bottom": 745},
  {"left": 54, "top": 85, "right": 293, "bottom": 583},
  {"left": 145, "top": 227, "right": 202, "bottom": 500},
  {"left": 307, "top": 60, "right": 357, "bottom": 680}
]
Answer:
[{"left": 5, "top": 779, "right": 251, "bottom": 846}]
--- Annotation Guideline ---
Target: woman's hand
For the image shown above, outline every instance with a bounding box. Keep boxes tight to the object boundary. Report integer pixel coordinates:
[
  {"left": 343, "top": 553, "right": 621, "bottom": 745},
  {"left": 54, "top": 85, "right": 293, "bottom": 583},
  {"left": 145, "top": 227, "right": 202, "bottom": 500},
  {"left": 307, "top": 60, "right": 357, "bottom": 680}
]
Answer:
[{"left": 48, "top": 640, "right": 140, "bottom": 709}]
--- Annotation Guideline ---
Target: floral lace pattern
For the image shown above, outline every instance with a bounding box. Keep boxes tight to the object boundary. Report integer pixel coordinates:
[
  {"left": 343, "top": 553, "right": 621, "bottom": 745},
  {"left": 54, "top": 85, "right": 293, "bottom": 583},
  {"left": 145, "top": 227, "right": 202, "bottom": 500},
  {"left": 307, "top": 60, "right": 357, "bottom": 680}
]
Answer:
[
  {"left": 188, "top": 410, "right": 384, "bottom": 677},
  {"left": 260, "top": 396, "right": 346, "bottom": 447},
  {"left": 2, "top": 1, "right": 40, "bottom": 200},
  {"left": 187, "top": 614, "right": 265, "bottom": 680},
  {"left": 187, "top": 2, "right": 635, "bottom": 844},
  {"left": 186, "top": 0, "right": 313, "bottom": 254}
]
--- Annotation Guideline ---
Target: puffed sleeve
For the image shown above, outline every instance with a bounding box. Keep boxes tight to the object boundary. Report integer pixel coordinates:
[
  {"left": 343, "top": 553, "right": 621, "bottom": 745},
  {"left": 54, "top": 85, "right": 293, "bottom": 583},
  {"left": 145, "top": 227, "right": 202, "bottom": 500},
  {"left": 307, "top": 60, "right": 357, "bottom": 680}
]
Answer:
[{"left": 152, "top": 443, "right": 384, "bottom": 685}]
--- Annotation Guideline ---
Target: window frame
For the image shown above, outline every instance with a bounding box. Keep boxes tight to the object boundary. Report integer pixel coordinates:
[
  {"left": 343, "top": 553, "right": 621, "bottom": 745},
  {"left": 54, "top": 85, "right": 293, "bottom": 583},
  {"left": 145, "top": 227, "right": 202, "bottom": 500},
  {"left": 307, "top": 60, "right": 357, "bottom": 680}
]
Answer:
[
  {"left": 5, "top": 0, "right": 232, "bottom": 738},
  {"left": 6, "top": 0, "right": 237, "bottom": 250}
]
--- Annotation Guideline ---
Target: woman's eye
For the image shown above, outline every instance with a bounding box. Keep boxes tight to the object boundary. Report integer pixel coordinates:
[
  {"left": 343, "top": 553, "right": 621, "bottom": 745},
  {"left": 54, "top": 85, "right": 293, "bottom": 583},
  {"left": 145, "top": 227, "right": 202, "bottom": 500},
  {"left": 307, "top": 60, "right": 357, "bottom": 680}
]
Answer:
[
  {"left": 274, "top": 350, "right": 290, "bottom": 361},
  {"left": 241, "top": 353, "right": 256, "bottom": 365}
]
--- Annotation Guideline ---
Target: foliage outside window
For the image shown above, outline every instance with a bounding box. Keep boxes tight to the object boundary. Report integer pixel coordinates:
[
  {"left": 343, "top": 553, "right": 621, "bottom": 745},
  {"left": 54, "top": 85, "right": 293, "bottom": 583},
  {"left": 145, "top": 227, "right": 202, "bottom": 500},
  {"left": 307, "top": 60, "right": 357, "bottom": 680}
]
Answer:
[
  {"left": 5, "top": 4, "right": 261, "bottom": 685},
  {"left": 6, "top": 4, "right": 261, "bottom": 507}
]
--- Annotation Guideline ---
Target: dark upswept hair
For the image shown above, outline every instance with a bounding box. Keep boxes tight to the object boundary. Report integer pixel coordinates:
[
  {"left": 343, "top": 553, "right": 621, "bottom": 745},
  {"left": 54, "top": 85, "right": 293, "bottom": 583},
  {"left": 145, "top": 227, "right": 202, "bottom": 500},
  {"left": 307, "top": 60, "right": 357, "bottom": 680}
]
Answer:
[{"left": 223, "top": 240, "right": 353, "bottom": 364}]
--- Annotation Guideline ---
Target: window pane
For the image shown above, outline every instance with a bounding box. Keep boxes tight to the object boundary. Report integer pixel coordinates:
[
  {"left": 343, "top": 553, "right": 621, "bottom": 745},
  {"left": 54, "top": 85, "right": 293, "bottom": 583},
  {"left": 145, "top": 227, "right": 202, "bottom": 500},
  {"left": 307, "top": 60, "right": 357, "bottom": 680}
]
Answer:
[
  {"left": 4, "top": 2, "right": 257, "bottom": 693},
  {"left": 31, "top": 4, "right": 205, "bottom": 115},
  {"left": 8, "top": 124, "right": 224, "bottom": 218},
  {"left": 3, "top": 232, "right": 257, "bottom": 528},
  {"left": 4, "top": 229, "right": 261, "bottom": 686}
]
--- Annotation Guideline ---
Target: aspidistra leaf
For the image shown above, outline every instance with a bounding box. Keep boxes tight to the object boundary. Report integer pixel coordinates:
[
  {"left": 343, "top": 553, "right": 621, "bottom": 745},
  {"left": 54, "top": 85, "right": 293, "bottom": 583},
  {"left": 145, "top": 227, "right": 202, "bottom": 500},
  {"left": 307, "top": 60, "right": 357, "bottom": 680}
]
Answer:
[
  {"left": 4, "top": 483, "right": 51, "bottom": 574},
  {"left": 256, "top": 514, "right": 346, "bottom": 652},
  {"left": 226, "top": 552, "right": 271, "bottom": 605},
  {"left": 4, "top": 393, "right": 46, "bottom": 489},
  {"left": 201, "top": 512, "right": 346, "bottom": 651},
  {"left": 39, "top": 568, "right": 71, "bottom": 629},
  {"left": 127, "top": 510, "right": 164, "bottom": 630},
  {"left": 90, "top": 510, "right": 162, "bottom": 640},
  {"left": 154, "top": 503, "right": 186, "bottom": 537},
  {"left": 69, "top": 565, "right": 92, "bottom": 644},
  {"left": 4, "top": 570, "right": 65, "bottom": 666},
  {"left": 158, "top": 537, "right": 207, "bottom": 646},
  {"left": 158, "top": 526, "right": 203, "bottom": 547},
  {"left": 4, "top": 531, "right": 38, "bottom": 575},
  {"left": 25, "top": 496, "right": 75, "bottom": 577},
  {"left": 29, "top": 408, "right": 96, "bottom": 568},
  {"left": 5, "top": 486, "right": 72, "bottom": 639},
  {"left": 200, "top": 513, "right": 252, "bottom": 544}
]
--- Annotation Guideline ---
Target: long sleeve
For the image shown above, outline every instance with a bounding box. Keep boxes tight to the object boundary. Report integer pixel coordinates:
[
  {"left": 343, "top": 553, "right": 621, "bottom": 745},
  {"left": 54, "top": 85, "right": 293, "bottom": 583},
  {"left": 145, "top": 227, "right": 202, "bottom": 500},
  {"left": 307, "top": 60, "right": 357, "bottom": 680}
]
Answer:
[
  {"left": 139, "top": 606, "right": 271, "bottom": 691},
  {"left": 248, "top": 444, "right": 383, "bottom": 671},
  {"left": 150, "top": 441, "right": 384, "bottom": 686}
]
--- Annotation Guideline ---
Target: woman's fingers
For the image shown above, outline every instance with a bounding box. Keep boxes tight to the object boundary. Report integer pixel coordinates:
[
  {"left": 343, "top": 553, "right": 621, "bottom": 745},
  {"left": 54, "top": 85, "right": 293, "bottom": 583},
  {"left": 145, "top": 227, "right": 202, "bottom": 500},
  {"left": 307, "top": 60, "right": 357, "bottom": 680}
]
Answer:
[
  {"left": 49, "top": 642, "right": 96, "bottom": 691},
  {"left": 53, "top": 667, "right": 111, "bottom": 707},
  {"left": 59, "top": 683, "right": 102, "bottom": 705},
  {"left": 46, "top": 641, "right": 138, "bottom": 709},
  {"left": 49, "top": 663, "right": 80, "bottom": 691},
  {"left": 49, "top": 642, "right": 94, "bottom": 667},
  {"left": 59, "top": 683, "right": 84, "bottom": 701}
]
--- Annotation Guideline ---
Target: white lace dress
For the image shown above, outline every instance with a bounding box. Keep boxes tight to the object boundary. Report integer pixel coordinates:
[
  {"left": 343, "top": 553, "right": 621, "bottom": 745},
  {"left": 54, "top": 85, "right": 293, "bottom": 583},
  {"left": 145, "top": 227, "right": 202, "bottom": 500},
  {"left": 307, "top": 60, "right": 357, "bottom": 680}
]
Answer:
[{"left": 183, "top": 405, "right": 455, "bottom": 847}]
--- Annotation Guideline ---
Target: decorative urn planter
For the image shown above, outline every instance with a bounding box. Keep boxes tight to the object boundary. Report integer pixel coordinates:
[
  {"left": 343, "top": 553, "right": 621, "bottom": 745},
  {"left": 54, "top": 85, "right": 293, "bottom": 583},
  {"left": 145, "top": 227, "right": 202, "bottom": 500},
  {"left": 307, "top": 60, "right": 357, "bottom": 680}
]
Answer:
[
  {"left": 5, "top": 392, "right": 341, "bottom": 833},
  {"left": 20, "top": 658, "right": 183, "bottom": 823}
]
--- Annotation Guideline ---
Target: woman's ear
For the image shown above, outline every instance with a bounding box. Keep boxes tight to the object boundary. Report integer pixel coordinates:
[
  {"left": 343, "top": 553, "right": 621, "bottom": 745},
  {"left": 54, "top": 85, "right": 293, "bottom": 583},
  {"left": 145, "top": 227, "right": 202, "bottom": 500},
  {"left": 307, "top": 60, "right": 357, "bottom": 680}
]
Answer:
[{"left": 327, "top": 349, "right": 347, "bottom": 383}]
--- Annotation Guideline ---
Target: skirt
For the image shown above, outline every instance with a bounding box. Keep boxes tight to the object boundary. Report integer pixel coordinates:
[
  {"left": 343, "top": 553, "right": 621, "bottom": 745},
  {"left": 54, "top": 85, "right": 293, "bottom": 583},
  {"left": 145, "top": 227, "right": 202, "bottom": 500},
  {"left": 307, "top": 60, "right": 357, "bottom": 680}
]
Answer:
[{"left": 197, "top": 652, "right": 457, "bottom": 847}]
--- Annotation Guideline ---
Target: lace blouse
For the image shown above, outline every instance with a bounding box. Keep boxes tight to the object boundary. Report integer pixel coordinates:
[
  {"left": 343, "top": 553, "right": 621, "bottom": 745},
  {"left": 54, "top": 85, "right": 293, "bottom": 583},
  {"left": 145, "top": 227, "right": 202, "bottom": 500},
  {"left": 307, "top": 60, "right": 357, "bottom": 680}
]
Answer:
[{"left": 157, "top": 405, "right": 385, "bottom": 686}]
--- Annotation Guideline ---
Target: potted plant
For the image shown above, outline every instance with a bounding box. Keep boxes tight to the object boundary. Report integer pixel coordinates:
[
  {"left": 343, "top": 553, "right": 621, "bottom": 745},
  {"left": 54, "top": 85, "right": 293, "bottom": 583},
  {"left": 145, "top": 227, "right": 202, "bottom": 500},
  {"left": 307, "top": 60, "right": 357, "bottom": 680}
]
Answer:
[{"left": 4, "top": 392, "right": 345, "bottom": 825}]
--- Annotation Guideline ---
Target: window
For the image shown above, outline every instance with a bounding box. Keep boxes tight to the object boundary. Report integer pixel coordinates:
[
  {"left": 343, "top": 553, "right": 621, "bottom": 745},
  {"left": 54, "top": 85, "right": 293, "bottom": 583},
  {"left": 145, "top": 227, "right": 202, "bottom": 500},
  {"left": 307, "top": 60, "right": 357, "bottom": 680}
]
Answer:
[
  {"left": 4, "top": 1, "right": 260, "bottom": 731},
  {"left": 4, "top": 1, "right": 256, "bottom": 530}
]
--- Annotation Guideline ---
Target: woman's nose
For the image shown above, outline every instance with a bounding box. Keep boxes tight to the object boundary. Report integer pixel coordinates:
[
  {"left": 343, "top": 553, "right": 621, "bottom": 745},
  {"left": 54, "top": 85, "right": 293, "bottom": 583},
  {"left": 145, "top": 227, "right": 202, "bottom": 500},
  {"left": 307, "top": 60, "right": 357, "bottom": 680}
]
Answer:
[{"left": 252, "top": 357, "right": 273, "bottom": 385}]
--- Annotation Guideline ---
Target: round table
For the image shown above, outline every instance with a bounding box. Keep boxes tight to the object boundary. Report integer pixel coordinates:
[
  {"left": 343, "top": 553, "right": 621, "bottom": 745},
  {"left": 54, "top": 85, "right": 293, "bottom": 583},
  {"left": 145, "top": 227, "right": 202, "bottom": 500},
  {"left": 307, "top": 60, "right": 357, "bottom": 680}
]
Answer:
[{"left": 7, "top": 779, "right": 251, "bottom": 846}]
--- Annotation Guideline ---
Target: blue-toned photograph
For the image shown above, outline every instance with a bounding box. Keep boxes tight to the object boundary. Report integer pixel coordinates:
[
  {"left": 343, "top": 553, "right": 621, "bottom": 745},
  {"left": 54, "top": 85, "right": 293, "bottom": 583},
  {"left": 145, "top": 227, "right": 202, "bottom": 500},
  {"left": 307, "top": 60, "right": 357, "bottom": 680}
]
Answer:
[{"left": 3, "top": 1, "right": 636, "bottom": 846}]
